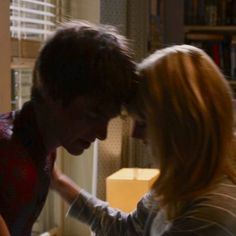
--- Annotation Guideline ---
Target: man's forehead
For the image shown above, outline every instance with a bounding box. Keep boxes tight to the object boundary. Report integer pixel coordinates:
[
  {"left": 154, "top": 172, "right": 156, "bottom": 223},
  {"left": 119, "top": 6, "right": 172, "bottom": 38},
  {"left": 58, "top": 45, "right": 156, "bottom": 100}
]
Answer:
[
  {"left": 92, "top": 102, "right": 121, "bottom": 118},
  {"left": 72, "top": 95, "right": 122, "bottom": 117}
]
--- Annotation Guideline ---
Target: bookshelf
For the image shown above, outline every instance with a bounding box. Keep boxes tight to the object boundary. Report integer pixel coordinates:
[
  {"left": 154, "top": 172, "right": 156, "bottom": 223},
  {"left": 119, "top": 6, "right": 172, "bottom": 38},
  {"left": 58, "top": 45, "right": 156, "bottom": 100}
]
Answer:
[
  {"left": 183, "top": 0, "right": 236, "bottom": 94},
  {"left": 154, "top": 0, "right": 236, "bottom": 93}
]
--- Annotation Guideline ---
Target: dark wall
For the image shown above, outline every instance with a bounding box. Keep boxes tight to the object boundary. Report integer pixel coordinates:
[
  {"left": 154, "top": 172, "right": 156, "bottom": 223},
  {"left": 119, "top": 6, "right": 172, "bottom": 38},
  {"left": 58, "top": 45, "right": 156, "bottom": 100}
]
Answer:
[{"left": 163, "top": 0, "right": 184, "bottom": 45}]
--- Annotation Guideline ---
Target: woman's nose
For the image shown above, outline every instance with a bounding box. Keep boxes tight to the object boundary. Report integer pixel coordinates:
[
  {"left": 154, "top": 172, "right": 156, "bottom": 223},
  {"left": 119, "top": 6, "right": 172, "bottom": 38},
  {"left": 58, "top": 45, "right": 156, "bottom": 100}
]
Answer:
[{"left": 132, "top": 120, "right": 146, "bottom": 141}]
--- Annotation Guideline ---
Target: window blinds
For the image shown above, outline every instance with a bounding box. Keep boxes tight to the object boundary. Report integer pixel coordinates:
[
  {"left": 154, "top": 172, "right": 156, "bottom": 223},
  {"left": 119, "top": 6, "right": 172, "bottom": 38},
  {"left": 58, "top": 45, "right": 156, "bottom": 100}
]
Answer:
[
  {"left": 10, "top": 0, "right": 57, "bottom": 110},
  {"left": 10, "top": 0, "right": 56, "bottom": 41}
]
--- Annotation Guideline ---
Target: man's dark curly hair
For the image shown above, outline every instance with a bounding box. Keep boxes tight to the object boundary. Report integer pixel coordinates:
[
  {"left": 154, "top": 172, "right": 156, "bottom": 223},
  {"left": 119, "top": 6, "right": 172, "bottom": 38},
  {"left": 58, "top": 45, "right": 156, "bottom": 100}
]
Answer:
[{"left": 31, "top": 20, "right": 137, "bottom": 109}]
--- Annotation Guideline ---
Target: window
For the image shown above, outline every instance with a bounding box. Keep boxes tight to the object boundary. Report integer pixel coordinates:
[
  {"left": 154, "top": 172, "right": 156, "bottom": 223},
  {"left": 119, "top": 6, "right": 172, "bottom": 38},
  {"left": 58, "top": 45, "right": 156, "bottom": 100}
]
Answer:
[
  {"left": 10, "top": 0, "right": 57, "bottom": 109},
  {"left": 10, "top": 0, "right": 56, "bottom": 40}
]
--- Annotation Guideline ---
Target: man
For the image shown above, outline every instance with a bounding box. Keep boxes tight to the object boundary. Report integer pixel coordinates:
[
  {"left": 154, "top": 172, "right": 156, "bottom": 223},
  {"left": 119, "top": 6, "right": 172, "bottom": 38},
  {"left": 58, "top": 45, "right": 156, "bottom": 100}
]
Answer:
[{"left": 0, "top": 21, "right": 136, "bottom": 236}]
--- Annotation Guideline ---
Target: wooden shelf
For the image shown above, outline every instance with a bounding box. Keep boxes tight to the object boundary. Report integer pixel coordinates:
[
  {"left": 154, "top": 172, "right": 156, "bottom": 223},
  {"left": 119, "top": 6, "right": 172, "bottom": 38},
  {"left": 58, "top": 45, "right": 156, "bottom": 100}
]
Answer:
[
  {"left": 185, "top": 25, "right": 236, "bottom": 33},
  {"left": 11, "top": 58, "right": 35, "bottom": 69},
  {"left": 185, "top": 33, "right": 224, "bottom": 41},
  {"left": 11, "top": 38, "right": 41, "bottom": 59}
]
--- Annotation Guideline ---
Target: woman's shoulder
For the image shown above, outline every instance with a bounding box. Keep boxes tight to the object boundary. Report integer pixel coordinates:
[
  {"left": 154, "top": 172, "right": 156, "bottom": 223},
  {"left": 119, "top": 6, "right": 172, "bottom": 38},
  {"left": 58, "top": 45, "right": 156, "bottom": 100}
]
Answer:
[
  {"left": 169, "top": 177, "right": 236, "bottom": 236},
  {"left": 193, "top": 177, "right": 236, "bottom": 210}
]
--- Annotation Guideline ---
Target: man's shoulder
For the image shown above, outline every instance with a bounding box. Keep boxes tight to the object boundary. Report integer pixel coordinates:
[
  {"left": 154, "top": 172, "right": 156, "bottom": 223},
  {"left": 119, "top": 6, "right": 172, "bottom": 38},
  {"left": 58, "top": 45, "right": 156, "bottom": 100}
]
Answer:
[
  {"left": 0, "top": 111, "right": 13, "bottom": 140},
  {"left": 0, "top": 111, "right": 21, "bottom": 159}
]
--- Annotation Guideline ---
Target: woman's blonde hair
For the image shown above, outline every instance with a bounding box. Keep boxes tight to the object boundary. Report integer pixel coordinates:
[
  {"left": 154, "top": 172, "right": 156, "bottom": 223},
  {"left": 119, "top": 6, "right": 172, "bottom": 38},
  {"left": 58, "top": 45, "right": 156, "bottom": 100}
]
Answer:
[{"left": 137, "top": 44, "right": 236, "bottom": 219}]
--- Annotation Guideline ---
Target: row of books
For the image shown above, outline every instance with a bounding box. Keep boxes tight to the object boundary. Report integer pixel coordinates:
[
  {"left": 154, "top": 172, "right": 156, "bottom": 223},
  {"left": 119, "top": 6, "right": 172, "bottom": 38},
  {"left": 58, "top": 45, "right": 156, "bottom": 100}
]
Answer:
[
  {"left": 185, "top": 0, "right": 236, "bottom": 25},
  {"left": 185, "top": 33, "right": 236, "bottom": 80}
]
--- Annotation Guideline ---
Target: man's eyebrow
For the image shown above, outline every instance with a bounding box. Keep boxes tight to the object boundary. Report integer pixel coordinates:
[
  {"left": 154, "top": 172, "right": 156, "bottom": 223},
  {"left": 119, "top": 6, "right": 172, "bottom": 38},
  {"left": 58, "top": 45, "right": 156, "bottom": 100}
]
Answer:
[{"left": 87, "top": 108, "right": 119, "bottom": 120}]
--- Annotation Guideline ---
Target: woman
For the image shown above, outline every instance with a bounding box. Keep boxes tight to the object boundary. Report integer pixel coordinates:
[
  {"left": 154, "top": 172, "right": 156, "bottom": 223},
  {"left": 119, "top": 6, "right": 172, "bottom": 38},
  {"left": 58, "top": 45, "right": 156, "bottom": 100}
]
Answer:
[{"left": 52, "top": 45, "right": 236, "bottom": 235}]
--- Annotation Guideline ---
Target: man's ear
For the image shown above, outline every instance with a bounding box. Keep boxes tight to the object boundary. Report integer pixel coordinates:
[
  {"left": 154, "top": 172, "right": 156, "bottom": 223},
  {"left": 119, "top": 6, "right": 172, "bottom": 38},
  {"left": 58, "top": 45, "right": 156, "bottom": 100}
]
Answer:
[{"left": 40, "top": 90, "right": 64, "bottom": 112}]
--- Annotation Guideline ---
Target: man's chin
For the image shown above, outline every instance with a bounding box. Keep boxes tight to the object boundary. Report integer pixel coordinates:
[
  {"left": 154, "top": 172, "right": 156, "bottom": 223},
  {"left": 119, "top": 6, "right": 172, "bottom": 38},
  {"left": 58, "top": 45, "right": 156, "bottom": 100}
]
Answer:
[
  {"left": 63, "top": 141, "right": 92, "bottom": 156},
  {"left": 64, "top": 147, "right": 85, "bottom": 156}
]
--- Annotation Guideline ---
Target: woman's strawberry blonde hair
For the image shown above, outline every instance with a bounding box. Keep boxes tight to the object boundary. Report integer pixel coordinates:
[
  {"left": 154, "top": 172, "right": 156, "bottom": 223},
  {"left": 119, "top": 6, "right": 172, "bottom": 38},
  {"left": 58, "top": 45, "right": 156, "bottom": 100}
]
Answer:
[{"left": 137, "top": 44, "right": 236, "bottom": 219}]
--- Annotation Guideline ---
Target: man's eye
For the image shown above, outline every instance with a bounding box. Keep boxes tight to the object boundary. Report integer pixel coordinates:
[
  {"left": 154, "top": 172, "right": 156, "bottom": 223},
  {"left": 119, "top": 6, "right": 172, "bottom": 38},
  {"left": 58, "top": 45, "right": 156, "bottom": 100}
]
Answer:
[{"left": 86, "top": 111, "right": 99, "bottom": 119}]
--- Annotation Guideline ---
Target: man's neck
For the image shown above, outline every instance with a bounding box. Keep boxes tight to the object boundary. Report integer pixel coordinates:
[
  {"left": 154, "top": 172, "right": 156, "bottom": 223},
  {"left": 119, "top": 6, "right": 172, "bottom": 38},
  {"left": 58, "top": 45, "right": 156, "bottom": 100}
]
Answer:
[{"left": 30, "top": 99, "right": 61, "bottom": 153}]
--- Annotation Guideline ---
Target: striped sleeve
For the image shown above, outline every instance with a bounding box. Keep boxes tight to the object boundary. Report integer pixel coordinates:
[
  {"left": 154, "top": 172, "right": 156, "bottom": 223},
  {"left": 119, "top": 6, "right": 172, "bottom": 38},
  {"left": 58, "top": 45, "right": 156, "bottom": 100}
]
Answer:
[{"left": 68, "top": 189, "right": 156, "bottom": 236}]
